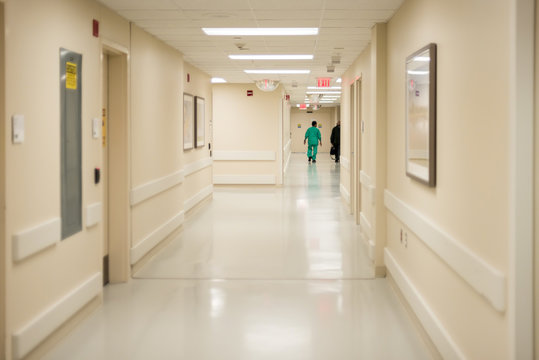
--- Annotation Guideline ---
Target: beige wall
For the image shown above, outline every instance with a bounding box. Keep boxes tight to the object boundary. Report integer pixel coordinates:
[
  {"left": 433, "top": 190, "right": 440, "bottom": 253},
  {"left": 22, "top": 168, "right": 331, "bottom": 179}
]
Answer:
[
  {"left": 1, "top": 1, "right": 215, "bottom": 359},
  {"left": 130, "top": 24, "right": 184, "bottom": 251},
  {"left": 290, "top": 107, "right": 334, "bottom": 153},
  {"left": 0, "top": 2, "right": 5, "bottom": 356},
  {"left": 535, "top": 0, "right": 539, "bottom": 355},
  {"left": 213, "top": 84, "right": 283, "bottom": 184},
  {"left": 384, "top": 0, "right": 509, "bottom": 358},
  {"left": 2, "top": 0, "right": 129, "bottom": 358},
  {"left": 183, "top": 62, "right": 213, "bottom": 203}
]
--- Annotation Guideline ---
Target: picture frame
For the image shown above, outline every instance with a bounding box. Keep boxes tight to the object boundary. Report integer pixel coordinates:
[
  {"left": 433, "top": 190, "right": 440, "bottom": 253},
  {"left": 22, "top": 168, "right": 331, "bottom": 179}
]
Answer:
[
  {"left": 405, "top": 43, "right": 437, "bottom": 187},
  {"left": 195, "top": 96, "right": 205, "bottom": 148},
  {"left": 183, "top": 93, "right": 194, "bottom": 150}
]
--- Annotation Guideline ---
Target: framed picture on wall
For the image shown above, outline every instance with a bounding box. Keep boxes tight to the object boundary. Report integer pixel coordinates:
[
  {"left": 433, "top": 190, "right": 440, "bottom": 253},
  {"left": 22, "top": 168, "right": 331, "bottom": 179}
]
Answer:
[
  {"left": 195, "top": 96, "right": 205, "bottom": 147},
  {"left": 183, "top": 93, "right": 194, "bottom": 150},
  {"left": 405, "top": 43, "right": 437, "bottom": 186}
]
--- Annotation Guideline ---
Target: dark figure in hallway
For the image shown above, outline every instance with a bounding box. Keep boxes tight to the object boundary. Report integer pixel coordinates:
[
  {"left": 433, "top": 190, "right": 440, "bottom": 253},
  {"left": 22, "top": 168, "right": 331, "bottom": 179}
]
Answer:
[
  {"left": 304, "top": 120, "right": 322, "bottom": 163},
  {"left": 331, "top": 121, "right": 341, "bottom": 163}
]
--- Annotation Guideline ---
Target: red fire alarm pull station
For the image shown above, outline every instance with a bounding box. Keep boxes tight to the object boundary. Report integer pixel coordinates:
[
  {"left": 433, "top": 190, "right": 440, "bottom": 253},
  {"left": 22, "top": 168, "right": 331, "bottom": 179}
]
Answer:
[
  {"left": 247, "top": 90, "right": 253, "bottom": 96},
  {"left": 187, "top": 73, "right": 190, "bottom": 82},
  {"left": 92, "top": 19, "right": 99, "bottom": 37}
]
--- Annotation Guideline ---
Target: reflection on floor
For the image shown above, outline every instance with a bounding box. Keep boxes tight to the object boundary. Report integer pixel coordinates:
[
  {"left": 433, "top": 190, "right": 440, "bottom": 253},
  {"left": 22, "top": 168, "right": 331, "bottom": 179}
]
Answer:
[
  {"left": 43, "top": 153, "right": 433, "bottom": 360},
  {"left": 135, "top": 153, "right": 372, "bottom": 279}
]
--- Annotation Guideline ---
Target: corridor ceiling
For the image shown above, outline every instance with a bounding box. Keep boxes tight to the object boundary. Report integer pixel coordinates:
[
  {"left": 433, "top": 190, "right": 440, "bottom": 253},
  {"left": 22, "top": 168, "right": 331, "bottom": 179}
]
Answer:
[{"left": 98, "top": 0, "right": 404, "bottom": 106}]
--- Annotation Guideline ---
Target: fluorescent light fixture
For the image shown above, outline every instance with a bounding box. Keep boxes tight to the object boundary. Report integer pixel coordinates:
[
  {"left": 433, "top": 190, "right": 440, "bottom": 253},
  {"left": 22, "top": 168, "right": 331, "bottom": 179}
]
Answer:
[
  {"left": 307, "top": 86, "right": 341, "bottom": 90},
  {"left": 244, "top": 70, "right": 310, "bottom": 74},
  {"left": 230, "top": 55, "right": 313, "bottom": 60},
  {"left": 336, "top": 78, "right": 342, "bottom": 83},
  {"left": 407, "top": 70, "right": 429, "bottom": 75},
  {"left": 306, "top": 91, "right": 341, "bottom": 94},
  {"left": 211, "top": 77, "right": 227, "bottom": 83},
  {"left": 203, "top": 28, "right": 318, "bottom": 36},
  {"left": 413, "top": 56, "right": 430, "bottom": 62}
]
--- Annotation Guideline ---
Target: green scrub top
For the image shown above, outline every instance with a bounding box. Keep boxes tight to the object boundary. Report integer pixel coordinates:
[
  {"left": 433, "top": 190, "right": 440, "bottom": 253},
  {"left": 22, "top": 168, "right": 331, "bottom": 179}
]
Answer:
[{"left": 305, "top": 126, "right": 321, "bottom": 145}]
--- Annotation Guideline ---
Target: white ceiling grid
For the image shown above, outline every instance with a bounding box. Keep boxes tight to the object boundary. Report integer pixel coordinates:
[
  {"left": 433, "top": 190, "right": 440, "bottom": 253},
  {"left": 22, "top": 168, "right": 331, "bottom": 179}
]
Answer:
[{"left": 99, "top": 0, "right": 404, "bottom": 105}]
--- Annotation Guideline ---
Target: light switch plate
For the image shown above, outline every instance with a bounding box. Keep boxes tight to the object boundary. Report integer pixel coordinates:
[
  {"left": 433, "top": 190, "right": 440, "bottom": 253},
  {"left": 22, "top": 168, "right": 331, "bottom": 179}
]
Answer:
[{"left": 12, "top": 114, "right": 24, "bottom": 144}]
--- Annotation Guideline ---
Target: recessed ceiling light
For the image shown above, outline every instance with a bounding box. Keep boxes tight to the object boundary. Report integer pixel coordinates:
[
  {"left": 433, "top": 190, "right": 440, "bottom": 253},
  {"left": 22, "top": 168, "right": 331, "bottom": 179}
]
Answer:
[
  {"left": 229, "top": 55, "right": 314, "bottom": 60},
  {"left": 203, "top": 28, "right": 319, "bottom": 36},
  {"left": 306, "top": 91, "right": 341, "bottom": 94},
  {"left": 211, "top": 77, "right": 227, "bottom": 83},
  {"left": 336, "top": 78, "right": 342, "bottom": 83},
  {"left": 307, "top": 86, "right": 341, "bottom": 90},
  {"left": 245, "top": 70, "right": 310, "bottom": 74},
  {"left": 407, "top": 70, "right": 429, "bottom": 75}
]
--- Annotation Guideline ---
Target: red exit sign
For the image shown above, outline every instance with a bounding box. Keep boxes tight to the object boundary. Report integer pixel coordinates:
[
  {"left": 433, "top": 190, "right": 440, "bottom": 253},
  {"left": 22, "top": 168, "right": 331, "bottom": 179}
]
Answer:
[{"left": 317, "top": 78, "right": 331, "bottom": 87}]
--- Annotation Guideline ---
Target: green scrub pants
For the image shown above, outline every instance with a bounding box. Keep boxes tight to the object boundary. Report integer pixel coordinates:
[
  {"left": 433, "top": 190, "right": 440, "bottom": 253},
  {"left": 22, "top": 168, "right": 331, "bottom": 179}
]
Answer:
[{"left": 307, "top": 144, "right": 318, "bottom": 160}]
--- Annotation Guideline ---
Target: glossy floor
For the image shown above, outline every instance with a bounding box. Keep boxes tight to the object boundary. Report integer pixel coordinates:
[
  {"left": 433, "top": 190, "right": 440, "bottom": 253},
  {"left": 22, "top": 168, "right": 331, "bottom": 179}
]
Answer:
[
  {"left": 43, "top": 154, "right": 433, "bottom": 360},
  {"left": 135, "top": 153, "right": 373, "bottom": 280}
]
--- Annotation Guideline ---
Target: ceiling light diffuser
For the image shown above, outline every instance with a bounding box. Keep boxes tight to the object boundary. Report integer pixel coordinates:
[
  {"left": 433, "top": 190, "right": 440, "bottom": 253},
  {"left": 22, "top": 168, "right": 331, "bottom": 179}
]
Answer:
[
  {"left": 245, "top": 70, "right": 310, "bottom": 74},
  {"left": 203, "top": 28, "right": 319, "bottom": 36},
  {"left": 336, "top": 78, "right": 342, "bottom": 83},
  {"left": 230, "top": 55, "right": 313, "bottom": 60},
  {"left": 307, "top": 86, "right": 341, "bottom": 90},
  {"left": 211, "top": 77, "right": 227, "bottom": 83},
  {"left": 306, "top": 91, "right": 341, "bottom": 94}
]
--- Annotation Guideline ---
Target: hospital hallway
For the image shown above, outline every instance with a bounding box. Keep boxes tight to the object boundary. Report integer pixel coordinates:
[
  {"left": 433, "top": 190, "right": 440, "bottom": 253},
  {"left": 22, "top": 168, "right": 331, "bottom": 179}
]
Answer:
[{"left": 42, "top": 154, "right": 433, "bottom": 360}]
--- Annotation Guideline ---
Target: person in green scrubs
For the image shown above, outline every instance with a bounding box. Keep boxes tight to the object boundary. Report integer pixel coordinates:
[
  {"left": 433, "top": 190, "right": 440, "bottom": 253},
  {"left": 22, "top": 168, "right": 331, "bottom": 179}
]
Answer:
[{"left": 304, "top": 120, "right": 322, "bottom": 163}]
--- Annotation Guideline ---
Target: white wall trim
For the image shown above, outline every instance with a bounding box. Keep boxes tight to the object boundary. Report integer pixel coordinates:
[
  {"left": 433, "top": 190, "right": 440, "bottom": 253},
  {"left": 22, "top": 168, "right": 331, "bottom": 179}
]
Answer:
[
  {"left": 341, "top": 156, "right": 350, "bottom": 170},
  {"left": 12, "top": 218, "right": 61, "bottom": 262},
  {"left": 360, "top": 170, "right": 376, "bottom": 205},
  {"left": 213, "top": 151, "right": 276, "bottom": 161},
  {"left": 12, "top": 273, "right": 102, "bottom": 360},
  {"left": 184, "top": 185, "right": 213, "bottom": 212},
  {"left": 385, "top": 249, "right": 465, "bottom": 359},
  {"left": 508, "top": 0, "right": 534, "bottom": 357},
  {"left": 340, "top": 184, "right": 350, "bottom": 204},
  {"left": 213, "top": 174, "right": 276, "bottom": 185},
  {"left": 86, "top": 203, "right": 102, "bottom": 228},
  {"left": 184, "top": 157, "right": 212, "bottom": 177},
  {"left": 130, "top": 170, "right": 185, "bottom": 206},
  {"left": 384, "top": 190, "right": 506, "bottom": 312},
  {"left": 130, "top": 211, "right": 185, "bottom": 264}
]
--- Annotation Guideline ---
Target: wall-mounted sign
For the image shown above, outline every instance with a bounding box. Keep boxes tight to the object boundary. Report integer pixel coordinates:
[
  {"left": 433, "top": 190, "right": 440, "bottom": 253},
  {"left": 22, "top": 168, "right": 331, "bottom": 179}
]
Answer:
[
  {"left": 299, "top": 104, "right": 307, "bottom": 109},
  {"left": 247, "top": 90, "right": 253, "bottom": 96},
  {"left": 297, "top": 124, "right": 301, "bottom": 128}
]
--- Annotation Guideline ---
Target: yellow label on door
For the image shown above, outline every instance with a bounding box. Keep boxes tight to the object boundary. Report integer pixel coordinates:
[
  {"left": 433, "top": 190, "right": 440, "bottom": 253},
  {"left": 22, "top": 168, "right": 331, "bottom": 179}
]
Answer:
[{"left": 66, "top": 62, "right": 77, "bottom": 90}]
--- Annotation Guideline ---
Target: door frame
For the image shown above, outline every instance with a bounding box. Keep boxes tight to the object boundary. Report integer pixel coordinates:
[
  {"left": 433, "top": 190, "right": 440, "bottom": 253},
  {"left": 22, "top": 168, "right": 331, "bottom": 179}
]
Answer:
[
  {"left": 0, "top": 3, "right": 5, "bottom": 356},
  {"left": 101, "top": 39, "right": 130, "bottom": 283},
  {"left": 509, "top": 0, "right": 534, "bottom": 358},
  {"left": 349, "top": 82, "right": 355, "bottom": 215}
]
